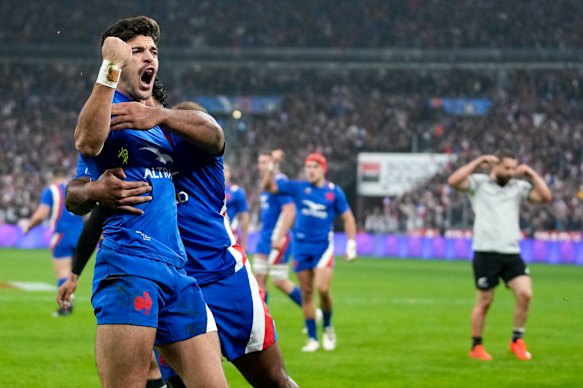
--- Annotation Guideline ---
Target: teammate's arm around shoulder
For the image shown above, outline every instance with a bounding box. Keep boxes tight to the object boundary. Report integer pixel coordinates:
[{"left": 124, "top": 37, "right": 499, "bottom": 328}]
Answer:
[
  {"left": 447, "top": 155, "right": 498, "bottom": 191},
  {"left": 75, "top": 37, "right": 131, "bottom": 157},
  {"left": 515, "top": 164, "right": 553, "bottom": 203},
  {"left": 110, "top": 102, "right": 225, "bottom": 155}
]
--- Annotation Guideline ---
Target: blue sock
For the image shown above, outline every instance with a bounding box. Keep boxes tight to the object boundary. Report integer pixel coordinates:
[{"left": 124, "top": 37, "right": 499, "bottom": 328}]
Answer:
[
  {"left": 57, "top": 277, "right": 67, "bottom": 288},
  {"left": 305, "top": 319, "right": 317, "bottom": 340},
  {"left": 288, "top": 286, "right": 302, "bottom": 307},
  {"left": 323, "top": 310, "right": 333, "bottom": 329}
]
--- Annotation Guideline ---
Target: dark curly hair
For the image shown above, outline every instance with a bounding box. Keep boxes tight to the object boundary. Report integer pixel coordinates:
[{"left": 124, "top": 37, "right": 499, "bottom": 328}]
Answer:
[
  {"left": 100, "top": 16, "right": 160, "bottom": 48},
  {"left": 152, "top": 77, "right": 168, "bottom": 107}
]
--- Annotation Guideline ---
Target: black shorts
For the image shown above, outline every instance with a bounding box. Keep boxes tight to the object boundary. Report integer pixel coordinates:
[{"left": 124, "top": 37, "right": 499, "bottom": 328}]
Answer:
[{"left": 472, "top": 251, "right": 529, "bottom": 290}]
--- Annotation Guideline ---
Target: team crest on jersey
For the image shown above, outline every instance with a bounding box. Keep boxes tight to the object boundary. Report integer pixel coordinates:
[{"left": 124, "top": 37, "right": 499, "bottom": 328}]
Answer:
[
  {"left": 325, "top": 192, "right": 335, "bottom": 202},
  {"left": 117, "top": 147, "right": 129, "bottom": 164},
  {"left": 140, "top": 147, "right": 173, "bottom": 165},
  {"left": 305, "top": 187, "right": 312, "bottom": 194},
  {"left": 134, "top": 291, "right": 152, "bottom": 314}
]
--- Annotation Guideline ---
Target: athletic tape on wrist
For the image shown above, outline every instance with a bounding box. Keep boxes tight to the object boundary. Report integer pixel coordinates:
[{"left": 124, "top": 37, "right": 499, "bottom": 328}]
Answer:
[{"left": 96, "top": 60, "right": 121, "bottom": 89}]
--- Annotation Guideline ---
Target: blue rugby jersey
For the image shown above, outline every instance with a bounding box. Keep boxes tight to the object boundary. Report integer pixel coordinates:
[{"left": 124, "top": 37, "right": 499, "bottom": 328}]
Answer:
[
  {"left": 275, "top": 180, "right": 350, "bottom": 244},
  {"left": 225, "top": 183, "right": 248, "bottom": 223},
  {"left": 76, "top": 91, "right": 186, "bottom": 267},
  {"left": 168, "top": 133, "right": 241, "bottom": 285},
  {"left": 40, "top": 183, "right": 84, "bottom": 233},
  {"left": 259, "top": 173, "right": 294, "bottom": 239}
]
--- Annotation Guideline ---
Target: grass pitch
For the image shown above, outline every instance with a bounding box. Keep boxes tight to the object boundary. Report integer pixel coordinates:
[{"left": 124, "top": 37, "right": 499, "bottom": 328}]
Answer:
[{"left": 1, "top": 248, "right": 582, "bottom": 387}]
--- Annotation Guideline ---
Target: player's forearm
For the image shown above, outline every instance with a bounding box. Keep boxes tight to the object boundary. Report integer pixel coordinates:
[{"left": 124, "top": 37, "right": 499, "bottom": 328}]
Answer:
[
  {"left": 72, "top": 207, "right": 105, "bottom": 275},
  {"left": 343, "top": 212, "right": 357, "bottom": 240},
  {"left": 239, "top": 213, "right": 250, "bottom": 247},
  {"left": 447, "top": 157, "right": 484, "bottom": 189},
  {"left": 278, "top": 205, "right": 296, "bottom": 237},
  {"left": 261, "top": 170, "right": 278, "bottom": 193},
  {"left": 160, "top": 109, "right": 225, "bottom": 155},
  {"left": 65, "top": 179, "right": 97, "bottom": 215},
  {"left": 528, "top": 170, "right": 553, "bottom": 203},
  {"left": 75, "top": 85, "right": 115, "bottom": 157}
]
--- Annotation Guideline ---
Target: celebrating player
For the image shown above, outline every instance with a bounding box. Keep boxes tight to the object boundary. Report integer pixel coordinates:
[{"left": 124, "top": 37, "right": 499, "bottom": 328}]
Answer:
[
  {"left": 263, "top": 151, "right": 357, "bottom": 352},
  {"left": 447, "top": 150, "right": 552, "bottom": 361},
  {"left": 23, "top": 167, "right": 83, "bottom": 317},
  {"left": 61, "top": 88, "right": 297, "bottom": 386},
  {"left": 66, "top": 16, "right": 227, "bottom": 387}
]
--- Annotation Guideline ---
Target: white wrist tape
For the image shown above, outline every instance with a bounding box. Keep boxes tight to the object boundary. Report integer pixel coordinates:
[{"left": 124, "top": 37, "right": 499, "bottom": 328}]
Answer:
[
  {"left": 96, "top": 60, "right": 122, "bottom": 89},
  {"left": 346, "top": 239, "right": 357, "bottom": 261}
]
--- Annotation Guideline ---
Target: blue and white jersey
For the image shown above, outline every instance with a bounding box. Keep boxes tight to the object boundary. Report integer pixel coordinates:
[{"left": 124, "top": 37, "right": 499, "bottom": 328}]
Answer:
[
  {"left": 225, "top": 183, "right": 248, "bottom": 226},
  {"left": 276, "top": 180, "right": 350, "bottom": 244},
  {"left": 76, "top": 91, "right": 185, "bottom": 268},
  {"left": 169, "top": 134, "right": 243, "bottom": 285},
  {"left": 259, "top": 173, "right": 294, "bottom": 240},
  {"left": 40, "top": 183, "right": 84, "bottom": 233}
]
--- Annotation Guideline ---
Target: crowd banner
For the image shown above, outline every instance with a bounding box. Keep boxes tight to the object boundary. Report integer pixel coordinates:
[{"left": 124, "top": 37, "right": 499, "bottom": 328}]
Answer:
[{"left": 357, "top": 152, "right": 456, "bottom": 196}]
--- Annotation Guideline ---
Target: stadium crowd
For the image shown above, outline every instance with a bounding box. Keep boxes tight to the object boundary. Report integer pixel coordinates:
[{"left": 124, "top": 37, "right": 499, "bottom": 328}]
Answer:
[
  {"left": 1, "top": 62, "right": 582, "bottom": 234},
  {"left": 1, "top": 0, "right": 583, "bottom": 49}
]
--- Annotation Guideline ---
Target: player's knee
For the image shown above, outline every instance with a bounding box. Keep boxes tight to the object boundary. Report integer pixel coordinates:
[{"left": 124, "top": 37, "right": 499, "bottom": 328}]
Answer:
[{"left": 517, "top": 289, "right": 532, "bottom": 304}]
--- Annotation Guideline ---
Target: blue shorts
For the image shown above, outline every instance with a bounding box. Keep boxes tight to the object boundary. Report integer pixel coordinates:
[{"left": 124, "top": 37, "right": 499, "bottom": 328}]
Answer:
[
  {"left": 293, "top": 239, "right": 335, "bottom": 272},
  {"left": 256, "top": 232, "right": 292, "bottom": 265},
  {"left": 156, "top": 261, "right": 277, "bottom": 380},
  {"left": 92, "top": 246, "right": 216, "bottom": 345},
  {"left": 50, "top": 230, "right": 82, "bottom": 259}
]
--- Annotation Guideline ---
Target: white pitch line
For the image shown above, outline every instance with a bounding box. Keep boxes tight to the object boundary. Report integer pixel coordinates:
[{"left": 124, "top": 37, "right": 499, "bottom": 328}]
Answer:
[
  {"left": 341, "top": 298, "right": 472, "bottom": 305},
  {"left": 9, "top": 281, "right": 56, "bottom": 292}
]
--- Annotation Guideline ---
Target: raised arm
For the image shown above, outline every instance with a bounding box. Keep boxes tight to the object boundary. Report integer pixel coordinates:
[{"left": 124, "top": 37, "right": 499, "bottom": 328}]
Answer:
[
  {"left": 23, "top": 204, "right": 50, "bottom": 234},
  {"left": 447, "top": 155, "right": 498, "bottom": 191},
  {"left": 74, "top": 37, "right": 131, "bottom": 156},
  {"left": 516, "top": 164, "right": 553, "bottom": 203},
  {"left": 110, "top": 103, "right": 225, "bottom": 155},
  {"left": 65, "top": 168, "right": 152, "bottom": 216}
]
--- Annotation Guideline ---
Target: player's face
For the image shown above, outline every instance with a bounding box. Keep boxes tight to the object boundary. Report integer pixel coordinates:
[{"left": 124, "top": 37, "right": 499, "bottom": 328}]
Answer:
[
  {"left": 305, "top": 161, "right": 324, "bottom": 184},
  {"left": 257, "top": 155, "right": 272, "bottom": 177},
  {"left": 118, "top": 35, "right": 158, "bottom": 103},
  {"left": 493, "top": 157, "right": 518, "bottom": 185}
]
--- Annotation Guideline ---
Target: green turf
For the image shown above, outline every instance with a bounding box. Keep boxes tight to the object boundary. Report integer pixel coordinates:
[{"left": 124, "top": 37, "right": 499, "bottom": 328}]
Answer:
[{"left": 1, "top": 248, "right": 582, "bottom": 387}]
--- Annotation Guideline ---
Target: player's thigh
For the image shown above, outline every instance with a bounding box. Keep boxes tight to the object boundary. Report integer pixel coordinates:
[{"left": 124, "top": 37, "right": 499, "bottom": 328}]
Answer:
[
  {"left": 156, "top": 331, "right": 225, "bottom": 386},
  {"left": 253, "top": 253, "right": 269, "bottom": 276},
  {"left": 232, "top": 342, "right": 289, "bottom": 386},
  {"left": 314, "top": 266, "right": 334, "bottom": 293},
  {"left": 95, "top": 324, "right": 156, "bottom": 384}
]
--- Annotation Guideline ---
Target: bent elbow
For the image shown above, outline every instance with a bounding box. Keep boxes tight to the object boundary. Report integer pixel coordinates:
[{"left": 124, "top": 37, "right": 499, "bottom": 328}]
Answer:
[{"left": 75, "top": 139, "right": 102, "bottom": 157}]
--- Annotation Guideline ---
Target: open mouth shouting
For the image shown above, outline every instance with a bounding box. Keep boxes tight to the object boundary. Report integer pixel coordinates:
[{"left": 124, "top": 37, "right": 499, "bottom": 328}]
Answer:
[{"left": 140, "top": 67, "right": 156, "bottom": 90}]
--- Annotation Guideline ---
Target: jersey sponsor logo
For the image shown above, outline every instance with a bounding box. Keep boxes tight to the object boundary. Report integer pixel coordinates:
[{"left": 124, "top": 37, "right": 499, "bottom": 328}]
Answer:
[
  {"left": 477, "top": 277, "right": 489, "bottom": 288},
  {"left": 140, "top": 147, "right": 174, "bottom": 165},
  {"left": 301, "top": 199, "right": 327, "bottom": 219},
  {"left": 117, "top": 147, "right": 129, "bottom": 164},
  {"left": 134, "top": 291, "right": 152, "bottom": 314},
  {"left": 144, "top": 167, "right": 172, "bottom": 179}
]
